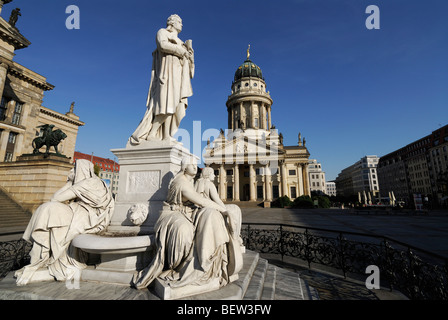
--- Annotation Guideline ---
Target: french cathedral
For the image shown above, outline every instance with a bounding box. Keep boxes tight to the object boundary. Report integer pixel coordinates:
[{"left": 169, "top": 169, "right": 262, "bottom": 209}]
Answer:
[{"left": 203, "top": 48, "right": 311, "bottom": 204}]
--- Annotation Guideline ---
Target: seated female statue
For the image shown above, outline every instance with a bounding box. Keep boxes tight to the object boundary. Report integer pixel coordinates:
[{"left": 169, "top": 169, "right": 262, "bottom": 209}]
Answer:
[
  {"left": 15, "top": 159, "right": 115, "bottom": 286},
  {"left": 132, "top": 157, "right": 242, "bottom": 290}
]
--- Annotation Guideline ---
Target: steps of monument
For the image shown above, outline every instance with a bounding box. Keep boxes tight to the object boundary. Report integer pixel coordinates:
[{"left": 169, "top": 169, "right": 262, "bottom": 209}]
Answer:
[
  {"left": 0, "top": 249, "right": 318, "bottom": 300},
  {"left": 184, "top": 250, "right": 318, "bottom": 300},
  {"left": 0, "top": 189, "right": 31, "bottom": 229},
  {"left": 224, "top": 201, "right": 263, "bottom": 208}
]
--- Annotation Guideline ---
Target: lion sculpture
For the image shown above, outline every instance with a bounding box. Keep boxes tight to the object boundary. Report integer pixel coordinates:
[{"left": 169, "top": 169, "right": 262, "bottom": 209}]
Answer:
[{"left": 32, "top": 124, "right": 67, "bottom": 156}]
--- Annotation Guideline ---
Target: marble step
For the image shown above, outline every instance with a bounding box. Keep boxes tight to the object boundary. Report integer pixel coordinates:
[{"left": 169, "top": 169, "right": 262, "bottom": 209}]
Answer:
[{"left": 0, "top": 249, "right": 318, "bottom": 300}]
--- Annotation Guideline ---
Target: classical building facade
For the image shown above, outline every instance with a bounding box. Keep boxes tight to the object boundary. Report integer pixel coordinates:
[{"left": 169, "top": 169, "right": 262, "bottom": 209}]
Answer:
[
  {"left": 203, "top": 50, "right": 311, "bottom": 203},
  {"left": 0, "top": 6, "right": 84, "bottom": 162},
  {"left": 0, "top": 4, "right": 84, "bottom": 211}
]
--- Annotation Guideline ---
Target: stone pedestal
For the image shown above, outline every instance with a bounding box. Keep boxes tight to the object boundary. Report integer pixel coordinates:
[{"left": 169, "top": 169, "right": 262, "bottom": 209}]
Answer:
[
  {"left": 109, "top": 140, "right": 197, "bottom": 235},
  {"left": 0, "top": 154, "right": 73, "bottom": 212}
]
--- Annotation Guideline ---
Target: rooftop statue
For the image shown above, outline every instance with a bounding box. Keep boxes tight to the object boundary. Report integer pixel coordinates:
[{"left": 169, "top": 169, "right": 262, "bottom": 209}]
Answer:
[
  {"left": 8, "top": 7, "right": 20, "bottom": 27},
  {"left": 32, "top": 124, "right": 67, "bottom": 157},
  {"left": 130, "top": 14, "right": 194, "bottom": 144}
]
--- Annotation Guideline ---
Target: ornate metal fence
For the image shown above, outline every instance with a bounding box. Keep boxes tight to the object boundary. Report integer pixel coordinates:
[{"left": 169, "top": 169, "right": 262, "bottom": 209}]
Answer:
[
  {"left": 241, "top": 223, "right": 448, "bottom": 300},
  {"left": 0, "top": 239, "right": 31, "bottom": 279},
  {"left": 1, "top": 224, "right": 447, "bottom": 299}
]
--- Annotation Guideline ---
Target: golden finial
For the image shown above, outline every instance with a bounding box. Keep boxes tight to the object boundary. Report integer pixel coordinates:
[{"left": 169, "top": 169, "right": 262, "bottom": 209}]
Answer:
[{"left": 247, "top": 44, "right": 250, "bottom": 60}]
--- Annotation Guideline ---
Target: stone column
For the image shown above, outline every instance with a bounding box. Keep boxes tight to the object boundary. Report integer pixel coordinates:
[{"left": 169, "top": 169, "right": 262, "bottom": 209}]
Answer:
[
  {"left": 281, "top": 161, "right": 288, "bottom": 197},
  {"left": 0, "top": 60, "right": 9, "bottom": 99},
  {"left": 233, "top": 164, "right": 240, "bottom": 201},
  {"left": 260, "top": 103, "right": 266, "bottom": 129},
  {"left": 0, "top": 128, "right": 10, "bottom": 161},
  {"left": 249, "top": 164, "right": 256, "bottom": 201},
  {"left": 267, "top": 106, "right": 272, "bottom": 129},
  {"left": 265, "top": 164, "right": 272, "bottom": 201},
  {"left": 250, "top": 102, "right": 254, "bottom": 128},
  {"left": 302, "top": 163, "right": 310, "bottom": 196},
  {"left": 239, "top": 102, "right": 243, "bottom": 129},
  {"left": 219, "top": 164, "right": 226, "bottom": 201}
]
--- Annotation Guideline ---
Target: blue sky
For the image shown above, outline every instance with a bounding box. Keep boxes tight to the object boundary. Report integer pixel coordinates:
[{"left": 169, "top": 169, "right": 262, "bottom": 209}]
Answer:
[{"left": 6, "top": 0, "right": 448, "bottom": 180}]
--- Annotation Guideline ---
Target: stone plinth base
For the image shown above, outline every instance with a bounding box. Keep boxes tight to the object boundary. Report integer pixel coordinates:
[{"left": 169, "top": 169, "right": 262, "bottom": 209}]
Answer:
[
  {"left": 110, "top": 140, "right": 197, "bottom": 234},
  {"left": 154, "top": 277, "right": 222, "bottom": 300},
  {"left": 0, "top": 154, "right": 73, "bottom": 213}
]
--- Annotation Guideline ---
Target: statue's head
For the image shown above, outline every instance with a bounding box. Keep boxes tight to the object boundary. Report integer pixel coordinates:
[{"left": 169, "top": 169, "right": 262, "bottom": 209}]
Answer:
[
  {"left": 167, "top": 14, "right": 182, "bottom": 33},
  {"left": 201, "top": 167, "right": 215, "bottom": 181},
  {"left": 73, "top": 159, "right": 95, "bottom": 183},
  {"left": 180, "top": 155, "right": 197, "bottom": 177}
]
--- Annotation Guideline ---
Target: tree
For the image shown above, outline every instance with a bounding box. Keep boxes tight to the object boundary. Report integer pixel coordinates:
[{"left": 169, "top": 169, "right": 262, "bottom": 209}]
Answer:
[
  {"left": 293, "top": 195, "right": 314, "bottom": 208},
  {"left": 271, "top": 195, "right": 293, "bottom": 208},
  {"left": 94, "top": 164, "right": 101, "bottom": 177}
]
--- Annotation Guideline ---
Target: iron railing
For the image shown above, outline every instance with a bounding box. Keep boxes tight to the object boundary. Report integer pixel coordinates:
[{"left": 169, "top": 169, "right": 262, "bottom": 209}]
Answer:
[
  {"left": 241, "top": 223, "right": 448, "bottom": 300},
  {"left": 0, "top": 239, "right": 31, "bottom": 279},
  {"left": 1, "top": 224, "right": 447, "bottom": 300}
]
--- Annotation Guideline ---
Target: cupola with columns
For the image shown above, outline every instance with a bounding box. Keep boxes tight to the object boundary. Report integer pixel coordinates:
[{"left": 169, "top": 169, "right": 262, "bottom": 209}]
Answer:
[{"left": 226, "top": 45, "right": 273, "bottom": 132}]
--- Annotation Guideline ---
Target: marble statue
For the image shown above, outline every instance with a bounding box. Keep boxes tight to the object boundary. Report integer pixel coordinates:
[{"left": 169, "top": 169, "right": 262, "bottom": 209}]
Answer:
[
  {"left": 128, "top": 203, "right": 149, "bottom": 226},
  {"left": 14, "top": 159, "right": 115, "bottom": 286},
  {"left": 132, "top": 157, "right": 242, "bottom": 290},
  {"left": 130, "top": 14, "right": 194, "bottom": 144},
  {"left": 195, "top": 167, "right": 244, "bottom": 269}
]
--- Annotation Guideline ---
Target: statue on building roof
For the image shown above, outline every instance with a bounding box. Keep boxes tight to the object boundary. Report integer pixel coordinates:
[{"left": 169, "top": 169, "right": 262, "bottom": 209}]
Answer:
[
  {"left": 32, "top": 124, "right": 67, "bottom": 157},
  {"left": 8, "top": 7, "right": 20, "bottom": 28}
]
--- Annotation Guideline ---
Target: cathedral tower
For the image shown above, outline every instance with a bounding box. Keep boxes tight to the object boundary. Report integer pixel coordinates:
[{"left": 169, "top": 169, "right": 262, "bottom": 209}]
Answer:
[{"left": 227, "top": 46, "right": 273, "bottom": 132}]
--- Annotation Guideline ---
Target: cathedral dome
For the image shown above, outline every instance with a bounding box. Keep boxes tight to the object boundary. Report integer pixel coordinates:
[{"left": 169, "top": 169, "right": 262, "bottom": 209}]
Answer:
[{"left": 234, "top": 58, "right": 263, "bottom": 82}]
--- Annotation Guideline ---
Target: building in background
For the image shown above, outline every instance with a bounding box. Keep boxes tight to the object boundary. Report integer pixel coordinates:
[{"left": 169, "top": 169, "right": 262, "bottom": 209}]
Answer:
[
  {"left": 325, "top": 181, "right": 336, "bottom": 196},
  {"left": 335, "top": 156, "right": 379, "bottom": 199},
  {"left": 0, "top": 5, "right": 84, "bottom": 211},
  {"left": 0, "top": 8, "right": 84, "bottom": 162},
  {"left": 377, "top": 124, "right": 448, "bottom": 207},
  {"left": 308, "top": 159, "right": 326, "bottom": 195},
  {"left": 73, "top": 151, "right": 120, "bottom": 196},
  {"left": 204, "top": 49, "right": 311, "bottom": 203}
]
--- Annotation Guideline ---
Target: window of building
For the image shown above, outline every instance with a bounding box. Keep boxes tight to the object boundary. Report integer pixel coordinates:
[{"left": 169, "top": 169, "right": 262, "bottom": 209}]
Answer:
[
  {"left": 0, "top": 97, "right": 8, "bottom": 121},
  {"left": 226, "top": 169, "right": 233, "bottom": 176},
  {"left": 289, "top": 170, "right": 296, "bottom": 176},
  {"left": 244, "top": 171, "right": 249, "bottom": 177},
  {"left": 257, "top": 185, "right": 263, "bottom": 199},
  {"left": 273, "top": 185, "right": 279, "bottom": 198},
  {"left": 12, "top": 102, "right": 23, "bottom": 125},
  {"left": 4, "top": 152, "right": 13, "bottom": 162},
  {"left": 8, "top": 132, "right": 17, "bottom": 144},
  {"left": 290, "top": 186, "right": 297, "bottom": 199},
  {"left": 227, "top": 186, "right": 233, "bottom": 199}
]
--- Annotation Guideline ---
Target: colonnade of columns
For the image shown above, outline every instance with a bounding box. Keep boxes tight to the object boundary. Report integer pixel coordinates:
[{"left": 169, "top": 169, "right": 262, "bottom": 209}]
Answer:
[
  {"left": 228, "top": 102, "right": 272, "bottom": 130},
  {"left": 216, "top": 161, "right": 309, "bottom": 202}
]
